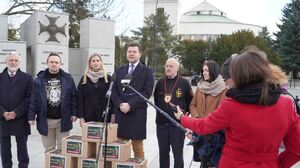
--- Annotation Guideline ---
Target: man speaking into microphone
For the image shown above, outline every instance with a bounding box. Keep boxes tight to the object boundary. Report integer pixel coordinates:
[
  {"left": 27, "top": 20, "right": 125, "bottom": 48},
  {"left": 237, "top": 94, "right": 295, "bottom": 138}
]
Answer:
[{"left": 111, "top": 43, "right": 154, "bottom": 159}]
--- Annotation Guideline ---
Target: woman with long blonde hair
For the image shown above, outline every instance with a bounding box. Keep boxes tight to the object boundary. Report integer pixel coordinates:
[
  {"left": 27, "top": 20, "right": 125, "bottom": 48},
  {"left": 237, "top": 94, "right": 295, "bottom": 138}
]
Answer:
[{"left": 77, "top": 53, "right": 111, "bottom": 126}]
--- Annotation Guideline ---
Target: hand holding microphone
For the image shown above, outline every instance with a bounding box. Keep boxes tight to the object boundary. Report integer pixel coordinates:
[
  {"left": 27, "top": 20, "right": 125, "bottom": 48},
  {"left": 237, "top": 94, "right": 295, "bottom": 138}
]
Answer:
[{"left": 174, "top": 105, "right": 184, "bottom": 120}]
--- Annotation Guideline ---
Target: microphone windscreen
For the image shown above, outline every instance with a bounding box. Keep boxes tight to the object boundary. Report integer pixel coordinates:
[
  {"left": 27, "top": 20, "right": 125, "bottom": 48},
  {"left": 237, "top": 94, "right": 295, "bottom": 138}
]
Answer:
[{"left": 121, "top": 74, "right": 132, "bottom": 85}]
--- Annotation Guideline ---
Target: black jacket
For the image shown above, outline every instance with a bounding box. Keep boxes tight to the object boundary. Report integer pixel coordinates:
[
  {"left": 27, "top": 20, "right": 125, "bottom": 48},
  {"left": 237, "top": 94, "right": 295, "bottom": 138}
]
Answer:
[
  {"left": 77, "top": 75, "right": 111, "bottom": 122},
  {"left": 154, "top": 75, "right": 193, "bottom": 125},
  {"left": 111, "top": 63, "right": 154, "bottom": 139},
  {"left": 0, "top": 68, "right": 33, "bottom": 136},
  {"left": 28, "top": 69, "right": 77, "bottom": 136}
]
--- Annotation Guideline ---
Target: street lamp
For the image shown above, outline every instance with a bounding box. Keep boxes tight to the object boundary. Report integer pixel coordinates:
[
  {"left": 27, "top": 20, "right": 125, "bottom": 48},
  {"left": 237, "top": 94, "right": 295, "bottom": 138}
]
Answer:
[
  {"left": 152, "top": 0, "right": 159, "bottom": 77},
  {"left": 204, "top": 48, "right": 210, "bottom": 61}
]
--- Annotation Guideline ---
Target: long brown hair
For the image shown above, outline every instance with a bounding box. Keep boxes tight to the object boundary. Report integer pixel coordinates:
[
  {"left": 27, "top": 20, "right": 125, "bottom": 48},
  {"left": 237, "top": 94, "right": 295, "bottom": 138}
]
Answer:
[
  {"left": 82, "top": 53, "right": 108, "bottom": 84},
  {"left": 230, "top": 51, "right": 275, "bottom": 105}
]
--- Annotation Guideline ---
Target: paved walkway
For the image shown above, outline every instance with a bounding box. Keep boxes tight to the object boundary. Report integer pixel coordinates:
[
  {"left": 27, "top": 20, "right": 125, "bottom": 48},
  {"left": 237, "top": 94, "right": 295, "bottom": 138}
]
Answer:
[{"left": 2, "top": 93, "right": 300, "bottom": 167}]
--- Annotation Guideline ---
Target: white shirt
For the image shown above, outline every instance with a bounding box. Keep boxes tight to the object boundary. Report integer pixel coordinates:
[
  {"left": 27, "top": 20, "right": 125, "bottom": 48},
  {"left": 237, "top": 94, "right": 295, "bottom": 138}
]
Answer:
[{"left": 128, "top": 61, "right": 139, "bottom": 74}]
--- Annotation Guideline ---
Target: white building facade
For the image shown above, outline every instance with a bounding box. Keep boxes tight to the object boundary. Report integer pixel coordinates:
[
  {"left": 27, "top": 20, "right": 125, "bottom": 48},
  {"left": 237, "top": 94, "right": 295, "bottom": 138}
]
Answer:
[{"left": 144, "top": 0, "right": 263, "bottom": 40}]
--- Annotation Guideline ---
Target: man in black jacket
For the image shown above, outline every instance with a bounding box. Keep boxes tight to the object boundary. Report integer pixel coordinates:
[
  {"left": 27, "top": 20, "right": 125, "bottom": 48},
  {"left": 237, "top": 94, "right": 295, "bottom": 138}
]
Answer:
[
  {"left": 111, "top": 43, "right": 154, "bottom": 159},
  {"left": 0, "top": 52, "right": 33, "bottom": 168},
  {"left": 28, "top": 53, "right": 77, "bottom": 152},
  {"left": 154, "top": 58, "right": 193, "bottom": 168}
]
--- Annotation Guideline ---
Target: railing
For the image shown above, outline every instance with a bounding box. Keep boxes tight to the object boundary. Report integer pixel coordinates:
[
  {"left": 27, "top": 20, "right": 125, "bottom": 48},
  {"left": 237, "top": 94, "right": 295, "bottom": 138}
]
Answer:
[{"left": 288, "top": 79, "right": 300, "bottom": 89}]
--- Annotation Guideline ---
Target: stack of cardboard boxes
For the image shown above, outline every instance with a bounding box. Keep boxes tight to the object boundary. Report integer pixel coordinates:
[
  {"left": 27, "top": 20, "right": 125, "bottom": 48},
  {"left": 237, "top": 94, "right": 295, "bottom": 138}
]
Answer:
[{"left": 45, "top": 122, "right": 147, "bottom": 168}]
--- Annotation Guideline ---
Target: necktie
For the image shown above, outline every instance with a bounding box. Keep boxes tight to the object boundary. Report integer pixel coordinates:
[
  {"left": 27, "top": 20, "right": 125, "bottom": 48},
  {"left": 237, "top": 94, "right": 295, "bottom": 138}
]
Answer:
[
  {"left": 128, "top": 64, "right": 135, "bottom": 74},
  {"left": 10, "top": 73, "right": 15, "bottom": 78}
]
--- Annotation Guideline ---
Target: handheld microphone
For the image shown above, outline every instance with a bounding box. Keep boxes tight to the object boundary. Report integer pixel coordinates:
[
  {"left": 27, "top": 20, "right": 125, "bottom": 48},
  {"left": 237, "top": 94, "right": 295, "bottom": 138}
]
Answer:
[
  {"left": 105, "top": 73, "right": 116, "bottom": 97},
  {"left": 169, "top": 102, "right": 185, "bottom": 113}
]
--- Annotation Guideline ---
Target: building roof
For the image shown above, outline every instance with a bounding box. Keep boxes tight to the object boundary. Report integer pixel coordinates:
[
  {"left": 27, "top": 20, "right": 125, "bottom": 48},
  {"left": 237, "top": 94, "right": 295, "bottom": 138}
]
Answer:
[
  {"left": 187, "top": 0, "right": 224, "bottom": 15},
  {"left": 181, "top": 0, "right": 240, "bottom": 23}
]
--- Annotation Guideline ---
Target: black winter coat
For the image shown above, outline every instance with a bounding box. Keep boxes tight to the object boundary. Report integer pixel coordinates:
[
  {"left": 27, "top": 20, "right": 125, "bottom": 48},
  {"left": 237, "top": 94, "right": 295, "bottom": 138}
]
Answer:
[
  {"left": 111, "top": 63, "right": 154, "bottom": 139},
  {"left": 0, "top": 68, "right": 33, "bottom": 136},
  {"left": 77, "top": 75, "right": 111, "bottom": 122}
]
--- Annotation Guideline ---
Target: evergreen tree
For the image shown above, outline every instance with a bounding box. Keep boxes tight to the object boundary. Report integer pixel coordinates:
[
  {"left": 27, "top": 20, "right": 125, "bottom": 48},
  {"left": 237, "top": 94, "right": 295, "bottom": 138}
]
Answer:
[
  {"left": 274, "top": 0, "right": 300, "bottom": 78},
  {"left": 131, "top": 8, "right": 178, "bottom": 76},
  {"left": 259, "top": 27, "right": 273, "bottom": 47},
  {"left": 173, "top": 40, "right": 209, "bottom": 75}
]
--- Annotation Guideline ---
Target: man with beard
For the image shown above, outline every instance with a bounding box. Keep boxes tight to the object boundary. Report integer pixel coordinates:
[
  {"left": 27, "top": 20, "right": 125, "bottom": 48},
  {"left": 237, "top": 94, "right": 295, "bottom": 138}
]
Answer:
[
  {"left": 28, "top": 53, "right": 77, "bottom": 152},
  {"left": 0, "top": 52, "right": 33, "bottom": 168}
]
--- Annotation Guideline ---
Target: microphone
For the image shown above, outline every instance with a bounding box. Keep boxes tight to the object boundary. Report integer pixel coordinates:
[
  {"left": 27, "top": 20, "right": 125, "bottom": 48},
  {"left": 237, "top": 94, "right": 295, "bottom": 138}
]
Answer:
[
  {"left": 121, "top": 74, "right": 132, "bottom": 86},
  {"left": 105, "top": 73, "right": 116, "bottom": 97},
  {"left": 169, "top": 102, "right": 185, "bottom": 113},
  {"left": 121, "top": 74, "right": 132, "bottom": 92}
]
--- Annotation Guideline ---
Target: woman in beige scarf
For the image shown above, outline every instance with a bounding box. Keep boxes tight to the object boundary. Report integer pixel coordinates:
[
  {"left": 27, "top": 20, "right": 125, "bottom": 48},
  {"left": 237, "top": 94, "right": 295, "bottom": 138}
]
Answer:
[
  {"left": 77, "top": 53, "right": 111, "bottom": 127},
  {"left": 190, "top": 60, "right": 227, "bottom": 118},
  {"left": 189, "top": 60, "right": 227, "bottom": 168}
]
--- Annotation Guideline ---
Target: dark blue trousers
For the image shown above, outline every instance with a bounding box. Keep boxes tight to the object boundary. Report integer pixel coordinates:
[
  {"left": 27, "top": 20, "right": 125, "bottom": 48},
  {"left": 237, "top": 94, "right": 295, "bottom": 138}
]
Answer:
[
  {"left": 1, "top": 136, "right": 29, "bottom": 168},
  {"left": 156, "top": 124, "right": 185, "bottom": 168}
]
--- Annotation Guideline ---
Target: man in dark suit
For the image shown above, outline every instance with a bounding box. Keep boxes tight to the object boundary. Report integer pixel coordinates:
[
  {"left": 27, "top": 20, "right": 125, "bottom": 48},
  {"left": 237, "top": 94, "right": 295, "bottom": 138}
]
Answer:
[
  {"left": 0, "top": 52, "right": 33, "bottom": 168},
  {"left": 111, "top": 43, "right": 155, "bottom": 159}
]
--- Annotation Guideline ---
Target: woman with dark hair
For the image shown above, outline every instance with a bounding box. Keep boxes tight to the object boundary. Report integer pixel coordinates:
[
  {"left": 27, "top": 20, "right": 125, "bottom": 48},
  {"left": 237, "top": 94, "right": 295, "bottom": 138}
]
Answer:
[
  {"left": 189, "top": 60, "right": 228, "bottom": 167},
  {"left": 175, "top": 52, "right": 300, "bottom": 168},
  {"left": 190, "top": 60, "right": 227, "bottom": 118},
  {"left": 77, "top": 53, "right": 111, "bottom": 126}
]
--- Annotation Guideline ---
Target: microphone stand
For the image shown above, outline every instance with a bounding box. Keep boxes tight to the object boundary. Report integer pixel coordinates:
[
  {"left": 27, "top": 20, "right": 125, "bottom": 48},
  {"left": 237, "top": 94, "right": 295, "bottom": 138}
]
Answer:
[
  {"left": 96, "top": 88, "right": 113, "bottom": 168},
  {"left": 123, "top": 83, "right": 186, "bottom": 133}
]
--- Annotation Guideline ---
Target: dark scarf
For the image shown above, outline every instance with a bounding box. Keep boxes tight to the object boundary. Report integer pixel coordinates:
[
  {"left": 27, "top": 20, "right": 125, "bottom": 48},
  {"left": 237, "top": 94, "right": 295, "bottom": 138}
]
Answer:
[{"left": 226, "top": 82, "right": 281, "bottom": 105}]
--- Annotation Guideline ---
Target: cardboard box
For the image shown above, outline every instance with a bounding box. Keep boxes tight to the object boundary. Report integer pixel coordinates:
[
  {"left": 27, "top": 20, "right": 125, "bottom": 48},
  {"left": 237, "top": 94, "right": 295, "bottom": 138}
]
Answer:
[
  {"left": 45, "top": 149, "right": 77, "bottom": 168},
  {"left": 62, "top": 135, "right": 96, "bottom": 158},
  {"left": 100, "top": 140, "right": 131, "bottom": 162},
  {"left": 82, "top": 122, "right": 118, "bottom": 143},
  {"left": 112, "top": 158, "right": 147, "bottom": 168},
  {"left": 78, "top": 157, "right": 112, "bottom": 168}
]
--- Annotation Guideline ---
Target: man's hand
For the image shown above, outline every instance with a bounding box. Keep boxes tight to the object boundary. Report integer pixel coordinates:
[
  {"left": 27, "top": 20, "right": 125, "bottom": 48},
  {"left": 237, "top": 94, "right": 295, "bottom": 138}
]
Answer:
[
  {"left": 79, "top": 118, "right": 85, "bottom": 127},
  {"left": 120, "top": 103, "right": 130, "bottom": 113},
  {"left": 110, "top": 114, "right": 116, "bottom": 123},
  {"left": 4, "top": 111, "right": 17, "bottom": 120},
  {"left": 174, "top": 106, "right": 184, "bottom": 120},
  {"left": 185, "top": 130, "right": 193, "bottom": 140},
  {"left": 71, "top": 116, "right": 77, "bottom": 122},
  {"left": 3, "top": 112, "right": 9, "bottom": 118},
  {"left": 28, "top": 120, "right": 35, "bottom": 126}
]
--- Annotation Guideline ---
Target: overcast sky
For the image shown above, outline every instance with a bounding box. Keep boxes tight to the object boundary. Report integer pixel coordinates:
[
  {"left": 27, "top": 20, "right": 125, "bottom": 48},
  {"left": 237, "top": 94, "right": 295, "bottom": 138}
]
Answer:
[{"left": 0, "top": 0, "right": 291, "bottom": 36}]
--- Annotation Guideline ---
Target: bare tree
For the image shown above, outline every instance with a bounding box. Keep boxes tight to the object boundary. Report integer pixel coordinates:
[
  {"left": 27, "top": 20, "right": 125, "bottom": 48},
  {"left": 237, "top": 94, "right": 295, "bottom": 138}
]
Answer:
[
  {"left": 3, "top": 0, "right": 124, "bottom": 47},
  {"left": 3, "top": 0, "right": 123, "bottom": 18}
]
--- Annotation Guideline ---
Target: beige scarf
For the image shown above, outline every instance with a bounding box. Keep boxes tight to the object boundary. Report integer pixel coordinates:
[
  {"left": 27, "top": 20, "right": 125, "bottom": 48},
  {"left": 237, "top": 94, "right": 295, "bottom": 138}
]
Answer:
[
  {"left": 86, "top": 70, "right": 104, "bottom": 83},
  {"left": 197, "top": 75, "right": 227, "bottom": 96}
]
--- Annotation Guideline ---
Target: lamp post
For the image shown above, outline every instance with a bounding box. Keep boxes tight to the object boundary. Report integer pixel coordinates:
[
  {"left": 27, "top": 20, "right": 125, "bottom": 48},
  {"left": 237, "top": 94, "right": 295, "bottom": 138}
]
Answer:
[
  {"left": 152, "top": 0, "right": 159, "bottom": 77},
  {"left": 204, "top": 48, "right": 210, "bottom": 61}
]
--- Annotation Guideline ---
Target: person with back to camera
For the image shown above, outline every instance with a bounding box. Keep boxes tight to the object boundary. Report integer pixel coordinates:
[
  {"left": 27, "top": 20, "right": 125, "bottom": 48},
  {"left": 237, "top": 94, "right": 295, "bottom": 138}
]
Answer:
[
  {"left": 77, "top": 53, "right": 112, "bottom": 126},
  {"left": 221, "top": 54, "right": 238, "bottom": 88},
  {"left": 175, "top": 51, "right": 300, "bottom": 168},
  {"left": 189, "top": 60, "right": 228, "bottom": 168}
]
